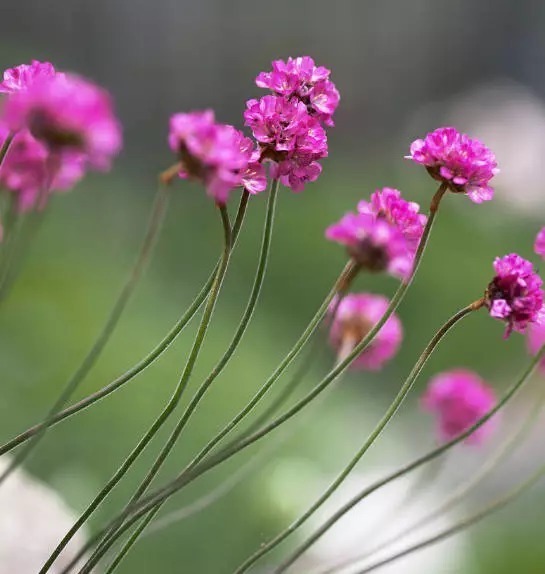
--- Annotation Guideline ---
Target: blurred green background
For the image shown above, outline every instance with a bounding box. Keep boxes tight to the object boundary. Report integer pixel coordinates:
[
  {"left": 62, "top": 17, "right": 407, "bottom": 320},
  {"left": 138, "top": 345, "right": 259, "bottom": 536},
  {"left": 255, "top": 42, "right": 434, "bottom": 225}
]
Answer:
[{"left": 1, "top": 1, "right": 545, "bottom": 572}]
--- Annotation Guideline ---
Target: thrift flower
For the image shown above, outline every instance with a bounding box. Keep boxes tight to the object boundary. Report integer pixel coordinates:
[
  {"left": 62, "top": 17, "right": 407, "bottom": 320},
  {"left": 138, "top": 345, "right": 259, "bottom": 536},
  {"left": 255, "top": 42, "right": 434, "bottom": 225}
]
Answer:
[
  {"left": 329, "top": 293, "right": 402, "bottom": 370},
  {"left": 421, "top": 370, "right": 497, "bottom": 445},
  {"left": 526, "top": 321, "right": 545, "bottom": 374},
  {"left": 485, "top": 254, "right": 544, "bottom": 337},
  {"left": 0, "top": 60, "right": 58, "bottom": 94},
  {"left": 407, "top": 127, "right": 498, "bottom": 203},
  {"left": 534, "top": 227, "right": 545, "bottom": 259}
]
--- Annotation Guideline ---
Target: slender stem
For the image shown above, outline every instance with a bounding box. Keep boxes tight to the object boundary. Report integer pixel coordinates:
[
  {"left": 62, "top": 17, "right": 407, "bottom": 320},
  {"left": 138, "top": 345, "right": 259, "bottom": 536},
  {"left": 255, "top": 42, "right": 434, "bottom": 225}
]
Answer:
[
  {"left": 272, "top": 344, "right": 545, "bottom": 570},
  {"left": 64, "top": 186, "right": 446, "bottom": 573},
  {"left": 242, "top": 301, "right": 480, "bottom": 574},
  {"left": 0, "top": 132, "right": 14, "bottom": 169},
  {"left": 44, "top": 204, "right": 233, "bottom": 574},
  {"left": 0, "top": 185, "right": 171, "bottom": 486},
  {"left": 0, "top": 190, "right": 250, "bottom": 457},
  {"left": 102, "top": 181, "right": 279, "bottom": 571},
  {"left": 355, "top": 459, "right": 545, "bottom": 574}
]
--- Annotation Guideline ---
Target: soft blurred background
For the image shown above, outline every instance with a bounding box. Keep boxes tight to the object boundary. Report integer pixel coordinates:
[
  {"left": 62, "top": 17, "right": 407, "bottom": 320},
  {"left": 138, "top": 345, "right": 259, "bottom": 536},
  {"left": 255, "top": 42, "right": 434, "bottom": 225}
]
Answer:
[{"left": 1, "top": 0, "right": 545, "bottom": 572}]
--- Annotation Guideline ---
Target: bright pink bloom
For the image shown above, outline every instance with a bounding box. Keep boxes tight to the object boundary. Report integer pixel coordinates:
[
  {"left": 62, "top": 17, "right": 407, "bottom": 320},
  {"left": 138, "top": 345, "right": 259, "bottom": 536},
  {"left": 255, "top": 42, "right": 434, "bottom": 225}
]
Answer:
[
  {"left": 0, "top": 60, "right": 58, "bottom": 94},
  {"left": 329, "top": 293, "right": 402, "bottom": 370},
  {"left": 534, "top": 227, "right": 545, "bottom": 260},
  {"left": 3, "top": 73, "right": 122, "bottom": 170},
  {"left": 325, "top": 190, "right": 426, "bottom": 280},
  {"left": 255, "top": 56, "right": 340, "bottom": 126},
  {"left": 527, "top": 321, "right": 545, "bottom": 374},
  {"left": 421, "top": 370, "right": 497, "bottom": 445},
  {"left": 485, "top": 254, "right": 545, "bottom": 337},
  {"left": 168, "top": 110, "right": 266, "bottom": 203},
  {"left": 407, "top": 127, "right": 498, "bottom": 203}
]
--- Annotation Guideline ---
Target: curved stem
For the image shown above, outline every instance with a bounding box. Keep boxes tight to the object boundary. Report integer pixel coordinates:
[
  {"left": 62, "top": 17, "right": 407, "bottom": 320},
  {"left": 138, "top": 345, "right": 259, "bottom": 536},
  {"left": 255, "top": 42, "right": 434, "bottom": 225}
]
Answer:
[
  {"left": 242, "top": 301, "right": 480, "bottom": 574},
  {"left": 0, "top": 184, "right": 170, "bottom": 486},
  {"left": 0, "top": 190, "right": 250, "bottom": 457},
  {"left": 273, "top": 344, "right": 545, "bottom": 571},
  {"left": 44, "top": 204, "right": 233, "bottom": 574},
  {"left": 101, "top": 180, "right": 279, "bottom": 571}
]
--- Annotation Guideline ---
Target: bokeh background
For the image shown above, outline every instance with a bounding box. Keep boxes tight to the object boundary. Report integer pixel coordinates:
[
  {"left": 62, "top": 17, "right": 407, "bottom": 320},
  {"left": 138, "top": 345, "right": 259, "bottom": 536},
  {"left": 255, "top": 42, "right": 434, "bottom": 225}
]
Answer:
[{"left": 1, "top": 0, "right": 545, "bottom": 572}]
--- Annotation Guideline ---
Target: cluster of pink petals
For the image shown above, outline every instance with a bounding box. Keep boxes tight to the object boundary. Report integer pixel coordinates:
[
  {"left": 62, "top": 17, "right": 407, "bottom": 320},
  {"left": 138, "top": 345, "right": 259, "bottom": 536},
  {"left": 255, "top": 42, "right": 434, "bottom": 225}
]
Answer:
[
  {"left": 526, "top": 321, "right": 545, "bottom": 374},
  {"left": 169, "top": 110, "right": 266, "bottom": 204},
  {"left": 4, "top": 73, "right": 122, "bottom": 171},
  {"left": 0, "top": 60, "right": 57, "bottom": 94},
  {"left": 485, "top": 254, "right": 545, "bottom": 337},
  {"left": 534, "top": 227, "right": 545, "bottom": 260},
  {"left": 407, "top": 127, "right": 499, "bottom": 203},
  {"left": 325, "top": 188, "right": 426, "bottom": 280},
  {"left": 255, "top": 56, "right": 340, "bottom": 126},
  {"left": 421, "top": 370, "right": 497, "bottom": 445},
  {"left": 329, "top": 293, "right": 402, "bottom": 370}
]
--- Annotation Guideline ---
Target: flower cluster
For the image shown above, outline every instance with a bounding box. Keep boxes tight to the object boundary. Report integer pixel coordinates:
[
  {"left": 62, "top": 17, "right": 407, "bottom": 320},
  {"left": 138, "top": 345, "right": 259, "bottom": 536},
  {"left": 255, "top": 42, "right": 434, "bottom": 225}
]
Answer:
[
  {"left": 168, "top": 110, "right": 266, "bottom": 204},
  {"left": 329, "top": 293, "right": 402, "bottom": 370},
  {"left": 421, "top": 370, "right": 497, "bottom": 445},
  {"left": 534, "top": 226, "right": 545, "bottom": 260},
  {"left": 407, "top": 127, "right": 499, "bottom": 203},
  {"left": 325, "top": 188, "right": 427, "bottom": 280}
]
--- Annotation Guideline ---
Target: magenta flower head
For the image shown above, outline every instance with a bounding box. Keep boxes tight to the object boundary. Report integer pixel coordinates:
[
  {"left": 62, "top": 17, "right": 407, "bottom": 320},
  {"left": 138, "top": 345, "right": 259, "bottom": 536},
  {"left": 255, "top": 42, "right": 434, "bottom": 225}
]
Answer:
[
  {"left": 534, "top": 227, "right": 545, "bottom": 260},
  {"left": 325, "top": 189, "right": 427, "bottom": 280},
  {"left": 3, "top": 73, "right": 122, "bottom": 171},
  {"left": 421, "top": 370, "right": 497, "bottom": 445},
  {"left": 329, "top": 293, "right": 402, "bottom": 370},
  {"left": 0, "top": 60, "right": 57, "bottom": 94},
  {"left": 527, "top": 321, "right": 545, "bottom": 374},
  {"left": 255, "top": 56, "right": 340, "bottom": 126},
  {"left": 407, "top": 127, "right": 499, "bottom": 203},
  {"left": 484, "top": 254, "right": 545, "bottom": 338},
  {"left": 168, "top": 110, "right": 266, "bottom": 204}
]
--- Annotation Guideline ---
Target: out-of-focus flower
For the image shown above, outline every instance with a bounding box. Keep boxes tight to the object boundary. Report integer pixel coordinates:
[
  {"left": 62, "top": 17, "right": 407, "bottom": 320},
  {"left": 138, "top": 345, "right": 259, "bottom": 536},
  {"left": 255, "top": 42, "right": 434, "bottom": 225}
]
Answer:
[
  {"left": 421, "top": 370, "right": 497, "bottom": 445},
  {"left": 4, "top": 73, "right": 122, "bottom": 171},
  {"left": 325, "top": 190, "right": 425, "bottom": 280},
  {"left": 329, "top": 293, "right": 402, "bottom": 370},
  {"left": 526, "top": 321, "right": 545, "bottom": 374},
  {"left": 484, "top": 254, "right": 545, "bottom": 338},
  {"left": 0, "top": 60, "right": 58, "bottom": 94},
  {"left": 168, "top": 110, "right": 266, "bottom": 203},
  {"left": 255, "top": 56, "right": 340, "bottom": 126},
  {"left": 534, "top": 227, "right": 545, "bottom": 260},
  {"left": 407, "top": 127, "right": 498, "bottom": 203}
]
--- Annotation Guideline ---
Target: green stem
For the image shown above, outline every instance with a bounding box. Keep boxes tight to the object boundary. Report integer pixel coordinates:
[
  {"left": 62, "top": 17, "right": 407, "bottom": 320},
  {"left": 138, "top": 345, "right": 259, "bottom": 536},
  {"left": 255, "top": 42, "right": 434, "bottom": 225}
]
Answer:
[
  {"left": 242, "top": 301, "right": 479, "bottom": 574},
  {"left": 102, "top": 180, "right": 279, "bottom": 572},
  {"left": 0, "top": 190, "right": 250, "bottom": 457},
  {"left": 273, "top": 344, "right": 545, "bottom": 571},
  {"left": 0, "top": 185, "right": 170, "bottom": 486},
  {"left": 43, "top": 204, "right": 233, "bottom": 574},
  {"left": 0, "top": 132, "right": 14, "bottom": 169}
]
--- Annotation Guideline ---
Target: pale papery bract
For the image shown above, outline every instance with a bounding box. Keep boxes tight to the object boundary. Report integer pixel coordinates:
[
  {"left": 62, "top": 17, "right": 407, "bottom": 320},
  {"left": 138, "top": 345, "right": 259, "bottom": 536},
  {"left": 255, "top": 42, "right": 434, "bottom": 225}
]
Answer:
[
  {"left": 407, "top": 127, "right": 498, "bottom": 203},
  {"left": 0, "top": 60, "right": 58, "bottom": 94},
  {"left": 534, "top": 227, "right": 545, "bottom": 260},
  {"left": 329, "top": 293, "right": 402, "bottom": 370},
  {"left": 421, "top": 369, "right": 497, "bottom": 445}
]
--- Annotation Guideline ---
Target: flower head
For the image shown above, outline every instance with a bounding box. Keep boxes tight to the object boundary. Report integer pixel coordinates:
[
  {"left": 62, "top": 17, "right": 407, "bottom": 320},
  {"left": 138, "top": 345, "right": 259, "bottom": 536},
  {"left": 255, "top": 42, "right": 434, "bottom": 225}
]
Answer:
[
  {"left": 0, "top": 60, "right": 58, "bottom": 94},
  {"left": 255, "top": 56, "right": 340, "bottom": 126},
  {"left": 329, "top": 293, "right": 402, "bottom": 370},
  {"left": 421, "top": 370, "right": 497, "bottom": 445},
  {"left": 485, "top": 254, "right": 545, "bottom": 337},
  {"left": 407, "top": 127, "right": 498, "bottom": 203},
  {"left": 168, "top": 110, "right": 266, "bottom": 203},
  {"left": 3, "top": 73, "right": 122, "bottom": 170},
  {"left": 325, "top": 189, "right": 426, "bottom": 280},
  {"left": 534, "top": 227, "right": 545, "bottom": 260},
  {"left": 527, "top": 321, "right": 545, "bottom": 374}
]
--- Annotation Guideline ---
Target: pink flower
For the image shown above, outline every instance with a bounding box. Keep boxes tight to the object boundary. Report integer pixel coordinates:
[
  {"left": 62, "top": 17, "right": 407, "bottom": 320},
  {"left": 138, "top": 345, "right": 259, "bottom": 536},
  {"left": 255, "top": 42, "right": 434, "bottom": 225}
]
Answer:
[
  {"left": 329, "top": 293, "right": 402, "bottom": 370},
  {"left": 407, "top": 127, "right": 499, "bottom": 203},
  {"left": 534, "top": 227, "right": 545, "bottom": 260},
  {"left": 421, "top": 370, "right": 497, "bottom": 445},
  {"left": 0, "top": 60, "right": 58, "bottom": 94},
  {"left": 325, "top": 190, "right": 426, "bottom": 280},
  {"left": 485, "top": 254, "right": 545, "bottom": 337},
  {"left": 527, "top": 321, "right": 545, "bottom": 374},
  {"left": 168, "top": 110, "right": 266, "bottom": 203},
  {"left": 256, "top": 56, "right": 340, "bottom": 126},
  {"left": 3, "top": 73, "right": 122, "bottom": 171}
]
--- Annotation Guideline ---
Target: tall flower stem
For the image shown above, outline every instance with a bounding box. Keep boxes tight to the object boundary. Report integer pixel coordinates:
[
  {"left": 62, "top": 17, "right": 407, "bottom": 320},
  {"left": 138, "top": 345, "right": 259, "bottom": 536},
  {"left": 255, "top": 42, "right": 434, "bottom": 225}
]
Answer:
[
  {"left": 41, "top": 203, "right": 232, "bottom": 574},
  {"left": 0, "top": 132, "right": 14, "bottom": 169},
  {"left": 238, "top": 300, "right": 481, "bottom": 574},
  {"left": 63, "top": 185, "right": 446, "bottom": 574},
  {"left": 101, "top": 180, "right": 280, "bottom": 571},
  {"left": 272, "top": 344, "right": 545, "bottom": 572},
  {"left": 0, "top": 190, "right": 250, "bottom": 457},
  {"left": 0, "top": 184, "right": 171, "bottom": 486}
]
